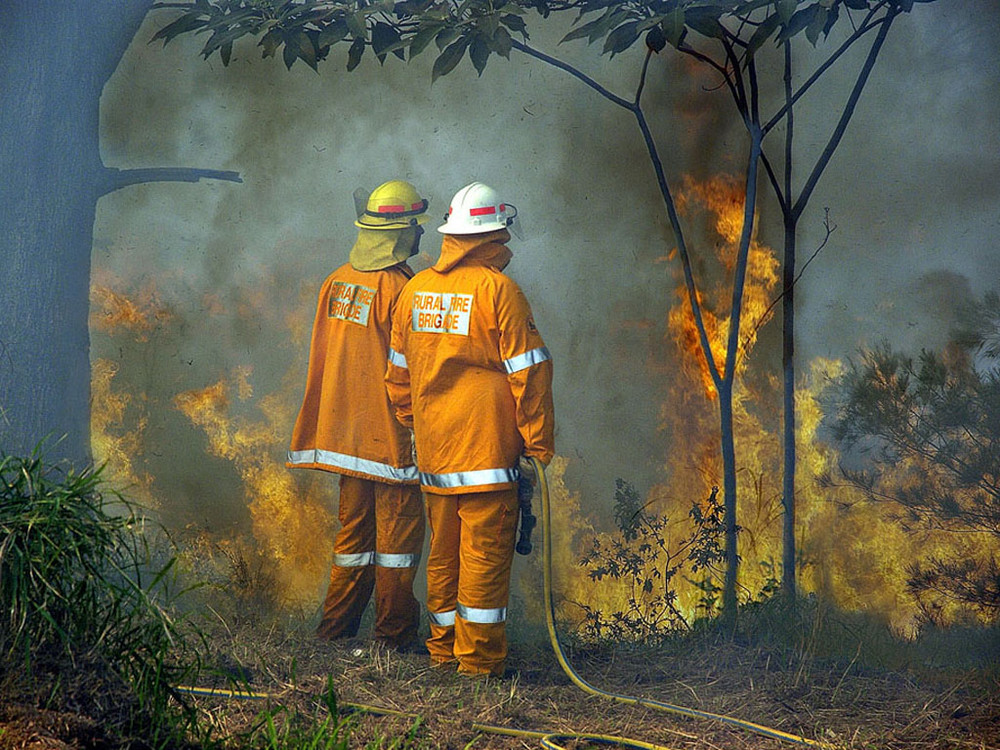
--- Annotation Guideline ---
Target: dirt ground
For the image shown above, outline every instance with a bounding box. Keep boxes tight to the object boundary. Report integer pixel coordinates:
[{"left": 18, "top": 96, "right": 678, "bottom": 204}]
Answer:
[{"left": 4, "top": 622, "right": 996, "bottom": 750}]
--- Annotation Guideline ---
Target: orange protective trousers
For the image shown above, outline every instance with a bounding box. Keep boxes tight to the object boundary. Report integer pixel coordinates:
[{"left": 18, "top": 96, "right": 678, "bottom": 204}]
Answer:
[
  {"left": 425, "top": 488, "right": 519, "bottom": 675},
  {"left": 317, "top": 475, "right": 425, "bottom": 647}
]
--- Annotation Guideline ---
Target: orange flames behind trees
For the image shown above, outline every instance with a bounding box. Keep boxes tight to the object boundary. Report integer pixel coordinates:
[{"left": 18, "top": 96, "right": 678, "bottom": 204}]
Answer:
[
  {"left": 89, "top": 264, "right": 334, "bottom": 607},
  {"left": 90, "top": 193, "right": 988, "bottom": 633},
  {"left": 89, "top": 271, "right": 169, "bottom": 510},
  {"left": 173, "top": 374, "right": 333, "bottom": 604},
  {"left": 657, "top": 178, "right": 981, "bottom": 632},
  {"left": 669, "top": 174, "right": 780, "bottom": 399},
  {"left": 522, "top": 176, "right": 973, "bottom": 635}
]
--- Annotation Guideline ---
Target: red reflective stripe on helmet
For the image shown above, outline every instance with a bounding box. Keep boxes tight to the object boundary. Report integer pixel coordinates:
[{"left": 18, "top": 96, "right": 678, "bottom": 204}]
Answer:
[
  {"left": 411, "top": 202, "right": 423, "bottom": 210},
  {"left": 378, "top": 204, "right": 406, "bottom": 212},
  {"left": 469, "top": 206, "right": 497, "bottom": 216}
]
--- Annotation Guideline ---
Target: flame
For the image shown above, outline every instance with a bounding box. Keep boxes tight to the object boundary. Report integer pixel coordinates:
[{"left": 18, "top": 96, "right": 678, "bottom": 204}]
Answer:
[
  {"left": 520, "top": 175, "right": 789, "bottom": 630},
  {"left": 90, "top": 271, "right": 173, "bottom": 342},
  {"left": 88, "top": 201, "right": 995, "bottom": 635},
  {"left": 535, "top": 175, "right": 991, "bottom": 635},
  {"left": 173, "top": 371, "right": 333, "bottom": 605},
  {"left": 89, "top": 262, "right": 331, "bottom": 608},
  {"left": 90, "top": 357, "right": 157, "bottom": 509},
  {"left": 668, "top": 175, "right": 779, "bottom": 399}
]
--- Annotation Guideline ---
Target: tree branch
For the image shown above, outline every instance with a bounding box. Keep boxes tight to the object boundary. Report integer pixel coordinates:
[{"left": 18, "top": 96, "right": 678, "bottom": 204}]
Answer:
[
  {"left": 792, "top": 8, "right": 897, "bottom": 219},
  {"left": 101, "top": 166, "right": 243, "bottom": 196},
  {"left": 762, "top": 1, "right": 890, "bottom": 137},
  {"left": 759, "top": 150, "right": 787, "bottom": 215},
  {"left": 512, "top": 37, "right": 723, "bottom": 388},
  {"left": 742, "top": 208, "right": 836, "bottom": 356},
  {"left": 510, "top": 39, "right": 632, "bottom": 110},
  {"left": 677, "top": 42, "right": 742, "bottom": 111}
]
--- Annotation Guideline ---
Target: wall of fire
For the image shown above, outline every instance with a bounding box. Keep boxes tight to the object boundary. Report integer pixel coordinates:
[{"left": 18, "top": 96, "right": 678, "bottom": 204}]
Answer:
[{"left": 91, "top": 2, "right": 1000, "bottom": 630}]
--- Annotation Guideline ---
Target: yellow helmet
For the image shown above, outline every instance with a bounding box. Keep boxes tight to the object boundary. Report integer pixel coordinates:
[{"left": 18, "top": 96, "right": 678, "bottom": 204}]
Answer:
[{"left": 355, "top": 180, "right": 430, "bottom": 230}]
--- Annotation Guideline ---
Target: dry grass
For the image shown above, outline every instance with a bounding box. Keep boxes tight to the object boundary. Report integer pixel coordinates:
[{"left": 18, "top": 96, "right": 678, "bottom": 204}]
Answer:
[
  {"left": 149, "top": 616, "right": 1000, "bottom": 750},
  {"left": 2, "top": 608, "right": 997, "bottom": 749}
]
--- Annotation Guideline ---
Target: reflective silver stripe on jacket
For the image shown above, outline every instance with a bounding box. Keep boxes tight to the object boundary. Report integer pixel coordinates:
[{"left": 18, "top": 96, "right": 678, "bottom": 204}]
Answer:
[
  {"left": 428, "top": 609, "right": 456, "bottom": 627},
  {"left": 503, "top": 346, "right": 551, "bottom": 374},
  {"left": 333, "top": 552, "right": 375, "bottom": 567},
  {"left": 287, "top": 449, "right": 418, "bottom": 482},
  {"left": 420, "top": 467, "right": 518, "bottom": 489},
  {"left": 387, "top": 348, "right": 408, "bottom": 369},
  {"left": 458, "top": 603, "right": 507, "bottom": 624},
  {"left": 375, "top": 552, "right": 420, "bottom": 569}
]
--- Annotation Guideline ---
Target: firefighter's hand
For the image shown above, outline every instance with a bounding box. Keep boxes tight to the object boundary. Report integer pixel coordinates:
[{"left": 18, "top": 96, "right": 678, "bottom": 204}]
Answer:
[{"left": 518, "top": 455, "right": 537, "bottom": 486}]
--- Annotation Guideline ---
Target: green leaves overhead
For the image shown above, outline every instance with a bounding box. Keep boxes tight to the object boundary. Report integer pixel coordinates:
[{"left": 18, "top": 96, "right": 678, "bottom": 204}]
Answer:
[
  {"left": 150, "top": 0, "right": 930, "bottom": 79},
  {"left": 151, "top": 0, "right": 532, "bottom": 79},
  {"left": 371, "top": 21, "right": 405, "bottom": 63},
  {"left": 347, "top": 35, "right": 366, "bottom": 71},
  {"left": 775, "top": 4, "right": 838, "bottom": 47},
  {"left": 431, "top": 37, "right": 468, "bottom": 81},
  {"left": 552, "top": 0, "right": 903, "bottom": 62},
  {"left": 604, "top": 21, "right": 640, "bottom": 57},
  {"left": 150, "top": 9, "right": 209, "bottom": 46}
]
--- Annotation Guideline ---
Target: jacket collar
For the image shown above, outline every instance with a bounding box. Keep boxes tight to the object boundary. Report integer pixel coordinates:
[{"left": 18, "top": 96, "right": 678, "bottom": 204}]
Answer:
[{"left": 433, "top": 229, "right": 512, "bottom": 273}]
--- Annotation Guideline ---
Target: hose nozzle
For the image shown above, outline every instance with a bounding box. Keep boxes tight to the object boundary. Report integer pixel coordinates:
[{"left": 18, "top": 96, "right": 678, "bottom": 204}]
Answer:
[{"left": 515, "top": 474, "right": 536, "bottom": 555}]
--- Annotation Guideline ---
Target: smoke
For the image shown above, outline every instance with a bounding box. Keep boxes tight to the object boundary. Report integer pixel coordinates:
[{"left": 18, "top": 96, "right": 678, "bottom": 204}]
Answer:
[
  {"left": 93, "top": 3, "right": 1000, "bottom": 610},
  {"left": 794, "top": 0, "right": 1000, "bottom": 361}
]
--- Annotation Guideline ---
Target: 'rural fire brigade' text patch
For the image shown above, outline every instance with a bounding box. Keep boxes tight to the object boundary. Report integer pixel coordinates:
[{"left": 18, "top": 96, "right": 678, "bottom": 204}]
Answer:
[
  {"left": 328, "top": 281, "right": 376, "bottom": 326},
  {"left": 411, "top": 291, "right": 474, "bottom": 335}
]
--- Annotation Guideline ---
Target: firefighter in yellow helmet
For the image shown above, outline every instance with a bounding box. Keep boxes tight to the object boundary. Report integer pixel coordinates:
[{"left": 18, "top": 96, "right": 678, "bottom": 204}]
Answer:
[
  {"left": 385, "top": 182, "right": 555, "bottom": 675},
  {"left": 288, "top": 179, "right": 428, "bottom": 650}
]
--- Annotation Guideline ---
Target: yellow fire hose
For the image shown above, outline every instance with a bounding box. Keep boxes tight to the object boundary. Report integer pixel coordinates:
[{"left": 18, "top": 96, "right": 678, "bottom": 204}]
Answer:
[
  {"left": 178, "top": 457, "right": 831, "bottom": 749},
  {"left": 481, "top": 457, "right": 831, "bottom": 749}
]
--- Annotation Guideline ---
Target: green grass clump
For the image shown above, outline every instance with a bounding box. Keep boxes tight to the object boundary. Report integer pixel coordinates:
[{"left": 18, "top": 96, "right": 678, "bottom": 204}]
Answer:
[
  {"left": 239, "top": 679, "right": 357, "bottom": 750},
  {"left": 0, "top": 449, "right": 391, "bottom": 748},
  {"left": 0, "top": 449, "right": 198, "bottom": 744}
]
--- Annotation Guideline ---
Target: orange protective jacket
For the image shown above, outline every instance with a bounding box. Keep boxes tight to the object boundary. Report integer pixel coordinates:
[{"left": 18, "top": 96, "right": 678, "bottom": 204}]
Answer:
[
  {"left": 385, "top": 230, "right": 555, "bottom": 495},
  {"left": 288, "top": 262, "right": 418, "bottom": 484}
]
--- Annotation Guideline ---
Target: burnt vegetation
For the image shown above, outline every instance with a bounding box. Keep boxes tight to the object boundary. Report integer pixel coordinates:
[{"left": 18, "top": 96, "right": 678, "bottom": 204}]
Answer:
[
  {"left": 5, "top": 0, "right": 998, "bottom": 747},
  {"left": 2, "top": 446, "right": 998, "bottom": 748},
  {"left": 826, "top": 290, "right": 1000, "bottom": 622},
  {"left": 576, "top": 480, "right": 729, "bottom": 638}
]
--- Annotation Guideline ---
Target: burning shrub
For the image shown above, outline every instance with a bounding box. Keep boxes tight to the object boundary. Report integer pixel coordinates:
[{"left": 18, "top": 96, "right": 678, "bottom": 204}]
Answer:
[
  {"left": 575, "top": 480, "right": 728, "bottom": 641},
  {"left": 828, "top": 291, "right": 1000, "bottom": 624}
]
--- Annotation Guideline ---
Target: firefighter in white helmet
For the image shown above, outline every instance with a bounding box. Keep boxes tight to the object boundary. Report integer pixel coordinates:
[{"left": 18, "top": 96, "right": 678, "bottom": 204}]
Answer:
[
  {"left": 288, "top": 179, "right": 428, "bottom": 650},
  {"left": 386, "top": 181, "right": 555, "bottom": 675}
]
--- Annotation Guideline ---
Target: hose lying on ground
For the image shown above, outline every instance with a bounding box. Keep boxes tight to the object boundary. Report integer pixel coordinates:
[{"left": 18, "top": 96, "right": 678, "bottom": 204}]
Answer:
[
  {"left": 178, "top": 458, "right": 830, "bottom": 749},
  {"left": 493, "top": 457, "right": 830, "bottom": 749}
]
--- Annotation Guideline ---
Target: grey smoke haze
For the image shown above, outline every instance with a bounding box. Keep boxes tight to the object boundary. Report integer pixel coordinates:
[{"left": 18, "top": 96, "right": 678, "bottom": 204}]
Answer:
[{"left": 93, "top": 2, "right": 999, "bottom": 552}]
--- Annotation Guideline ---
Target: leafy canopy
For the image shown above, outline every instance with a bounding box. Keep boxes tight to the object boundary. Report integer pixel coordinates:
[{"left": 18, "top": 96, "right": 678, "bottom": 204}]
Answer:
[{"left": 152, "top": 0, "right": 934, "bottom": 79}]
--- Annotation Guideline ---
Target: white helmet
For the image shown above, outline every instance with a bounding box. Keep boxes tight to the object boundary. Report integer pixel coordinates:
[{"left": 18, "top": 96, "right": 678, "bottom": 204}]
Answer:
[{"left": 438, "top": 182, "right": 518, "bottom": 235}]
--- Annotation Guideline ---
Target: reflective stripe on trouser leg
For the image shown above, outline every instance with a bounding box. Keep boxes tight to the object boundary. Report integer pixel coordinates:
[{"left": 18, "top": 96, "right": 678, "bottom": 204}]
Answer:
[
  {"left": 425, "top": 494, "right": 460, "bottom": 664},
  {"left": 318, "top": 475, "right": 376, "bottom": 640},
  {"left": 373, "top": 482, "right": 425, "bottom": 647},
  {"left": 455, "top": 488, "right": 519, "bottom": 675}
]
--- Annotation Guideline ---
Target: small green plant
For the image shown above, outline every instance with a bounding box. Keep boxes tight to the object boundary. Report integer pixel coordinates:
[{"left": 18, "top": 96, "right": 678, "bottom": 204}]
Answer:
[
  {"left": 0, "top": 448, "right": 202, "bottom": 744},
  {"left": 576, "top": 481, "right": 728, "bottom": 641},
  {"left": 756, "top": 558, "right": 782, "bottom": 601},
  {"left": 243, "top": 677, "right": 356, "bottom": 750}
]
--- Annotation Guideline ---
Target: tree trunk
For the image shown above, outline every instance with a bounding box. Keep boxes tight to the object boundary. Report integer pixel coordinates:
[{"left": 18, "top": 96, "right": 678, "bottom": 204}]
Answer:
[
  {"left": 0, "top": 1, "right": 154, "bottom": 466},
  {"left": 780, "top": 38, "right": 797, "bottom": 603},
  {"left": 719, "top": 379, "right": 739, "bottom": 623},
  {"left": 0, "top": 1, "right": 239, "bottom": 468},
  {"left": 781, "top": 217, "right": 797, "bottom": 602}
]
